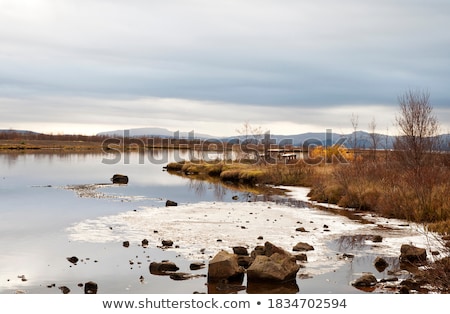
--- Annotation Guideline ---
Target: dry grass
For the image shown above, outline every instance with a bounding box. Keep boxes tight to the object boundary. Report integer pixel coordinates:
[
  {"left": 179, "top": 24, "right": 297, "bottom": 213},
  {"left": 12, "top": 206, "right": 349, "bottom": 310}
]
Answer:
[{"left": 168, "top": 154, "right": 450, "bottom": 235}]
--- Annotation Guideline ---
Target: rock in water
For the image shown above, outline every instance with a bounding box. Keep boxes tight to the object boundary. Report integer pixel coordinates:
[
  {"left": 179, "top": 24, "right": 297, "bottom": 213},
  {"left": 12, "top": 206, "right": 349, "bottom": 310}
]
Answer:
[
  {"left": 67, "top": 256, "right": 79, "bottom": 265},
  {"left": 293, "top": 242, "right": 314, "bottom": 252},
  {"left": 111, "top": 174, "right": 128, "bottom": 184},
  {"left": 352, "top": 273, "right": 378, "bottom": 287},
  {"left": 207, "top": 250, "right": 245, "bottom": 283},
  {"left": 400, "top": 244, "right": 427, "bottom": 265},
  {"left": 374, "top": 256, "right": 389, "bottom": 272},
  {"left": 84, "top": 281, "right": 98, "bottom": 294},
  {"left": 165, "top": 200, "right": 178, "bottom": 206},
  {"left": 247, "top": 242, "right": 300, "bottom": 282},
  {"left": 149, "top": 261, "right": 179, "bottom": 275}
]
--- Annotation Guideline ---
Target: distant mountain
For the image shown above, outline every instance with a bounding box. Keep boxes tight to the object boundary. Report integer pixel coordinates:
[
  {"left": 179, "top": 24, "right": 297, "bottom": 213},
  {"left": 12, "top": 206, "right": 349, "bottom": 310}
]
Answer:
[
  {"left": 97, "top": 127, "right": 213, "bottom": 139},
  {"left": 97, "top": 128, "right": 393, "bottom": 148},
  {"left": 96, "top": 128, "right": 449, "bottom": 151},
  {"left": 0, "top": 129, "right": 42, "bottom": 135},
  {"left": 222, "top": 130, "right": 397, "bottom": 149}
]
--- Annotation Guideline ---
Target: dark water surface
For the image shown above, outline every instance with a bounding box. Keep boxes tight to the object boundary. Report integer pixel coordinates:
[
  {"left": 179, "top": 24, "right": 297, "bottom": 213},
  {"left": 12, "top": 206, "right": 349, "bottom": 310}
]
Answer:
[{"left": 0, "top": 151, "right": 415, "bottom": 294}]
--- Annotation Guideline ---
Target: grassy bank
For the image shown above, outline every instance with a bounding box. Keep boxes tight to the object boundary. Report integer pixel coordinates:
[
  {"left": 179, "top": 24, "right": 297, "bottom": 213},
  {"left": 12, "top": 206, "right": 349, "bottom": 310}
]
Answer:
[{"left": 166, "top": 159, "right": 314, "bottom": 187}]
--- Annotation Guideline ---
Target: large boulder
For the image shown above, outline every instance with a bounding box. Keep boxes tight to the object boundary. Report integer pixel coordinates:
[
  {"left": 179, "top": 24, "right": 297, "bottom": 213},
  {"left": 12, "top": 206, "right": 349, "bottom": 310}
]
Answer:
[
  {"left": 400, "top": 244, "right": 427, "bottom": 265},
  {"left": 207, "top": 250, "right": 245, "bottom": 283},
  {"left": 247, "top": 253, "right": 300, "bottom": 282},
  {"left": 246, "top": 242, "right": 300, "bottom": 282}
]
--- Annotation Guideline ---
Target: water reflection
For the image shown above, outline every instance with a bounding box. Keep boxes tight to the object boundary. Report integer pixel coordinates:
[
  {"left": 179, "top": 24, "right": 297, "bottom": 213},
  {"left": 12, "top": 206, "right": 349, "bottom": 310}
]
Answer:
[
  {"left": 246, "top": 280, "right": 299, "bottom": 294},
  {"left": 207, "top": 279, "right": 246, "bottom": 294},
  {"left": 206, "top": 279, "right": 300, "bottom": 294},
  {"left": 1, "top": 151, "right": 435, "bottom": 294},
  {"left": 331, "top": 235, "right": 373, "bottom": 251}
]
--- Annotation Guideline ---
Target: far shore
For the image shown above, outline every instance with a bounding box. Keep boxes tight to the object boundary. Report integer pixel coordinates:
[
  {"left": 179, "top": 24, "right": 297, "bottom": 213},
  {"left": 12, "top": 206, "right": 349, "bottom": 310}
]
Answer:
[
  {"left": 0, "top": 139, "right": 105, "bottom": 152},
  {"left": 0, "top": 138, "right": 234, "bottom": 153}
]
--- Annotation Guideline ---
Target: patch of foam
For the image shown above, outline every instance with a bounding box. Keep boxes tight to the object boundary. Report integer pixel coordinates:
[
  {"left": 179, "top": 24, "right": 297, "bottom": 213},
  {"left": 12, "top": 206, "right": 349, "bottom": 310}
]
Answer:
[
  {"left": 66, "top": 186, "right": 444, "bottom": 277},
  {"left": 67, "top": 201, "right": 386, "bottom": 276}
]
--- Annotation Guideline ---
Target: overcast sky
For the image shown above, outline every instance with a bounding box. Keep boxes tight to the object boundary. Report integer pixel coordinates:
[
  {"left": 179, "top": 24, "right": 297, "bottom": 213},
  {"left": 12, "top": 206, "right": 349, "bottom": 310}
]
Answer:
[{"left": 1, "top": 0, "right": 449, "bottom": 137}]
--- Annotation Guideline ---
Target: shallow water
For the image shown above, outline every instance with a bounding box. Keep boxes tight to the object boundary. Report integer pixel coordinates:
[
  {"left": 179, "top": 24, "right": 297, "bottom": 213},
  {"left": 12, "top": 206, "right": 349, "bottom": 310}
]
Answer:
[{"left": 0, "top": 151, "right": 441, "bottom": 294}]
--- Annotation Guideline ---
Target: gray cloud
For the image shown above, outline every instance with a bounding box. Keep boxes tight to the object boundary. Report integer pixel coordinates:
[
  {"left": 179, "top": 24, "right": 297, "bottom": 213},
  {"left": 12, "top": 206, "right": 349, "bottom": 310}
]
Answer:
[{"left": 0, "top": 0, "right": 449, "bottom": 135}]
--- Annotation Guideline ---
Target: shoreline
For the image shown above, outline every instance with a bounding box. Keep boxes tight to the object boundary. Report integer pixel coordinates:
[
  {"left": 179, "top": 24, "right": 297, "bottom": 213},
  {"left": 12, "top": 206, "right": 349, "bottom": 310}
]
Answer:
[{"left": 66, "top": 184, "right": 444, "bottom": 283}]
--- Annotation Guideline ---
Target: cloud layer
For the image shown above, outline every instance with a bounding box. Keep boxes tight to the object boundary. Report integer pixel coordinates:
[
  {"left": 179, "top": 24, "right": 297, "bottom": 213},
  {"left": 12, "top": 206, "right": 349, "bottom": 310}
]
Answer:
[{"left": 1, "top": 0, "right": 449, "bottom": 136}]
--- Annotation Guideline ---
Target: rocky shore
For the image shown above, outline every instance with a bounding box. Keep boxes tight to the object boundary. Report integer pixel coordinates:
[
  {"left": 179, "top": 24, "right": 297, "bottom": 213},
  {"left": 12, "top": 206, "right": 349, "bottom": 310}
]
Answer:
[{"left": 66, "top": 185, "right": 447, "bottom": 294}]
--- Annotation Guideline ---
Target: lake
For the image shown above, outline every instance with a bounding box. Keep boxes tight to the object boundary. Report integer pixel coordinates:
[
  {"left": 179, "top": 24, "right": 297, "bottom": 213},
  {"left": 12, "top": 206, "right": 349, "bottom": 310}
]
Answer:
[{"left": 0, "top": 150, "right": 440, "bottom": 294}]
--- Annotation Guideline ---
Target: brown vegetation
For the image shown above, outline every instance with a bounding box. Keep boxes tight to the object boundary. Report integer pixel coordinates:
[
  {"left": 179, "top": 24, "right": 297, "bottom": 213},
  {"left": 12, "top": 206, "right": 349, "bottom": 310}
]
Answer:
[{"left": 0, "top": 131, "right": 107, "bottom": 152}]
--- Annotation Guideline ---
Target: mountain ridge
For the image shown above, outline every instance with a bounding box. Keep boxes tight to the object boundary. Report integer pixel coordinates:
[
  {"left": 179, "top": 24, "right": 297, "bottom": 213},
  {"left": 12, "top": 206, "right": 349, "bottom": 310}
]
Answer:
[{"left": 1, "top": 128, "right": 448, "bottom": 150}]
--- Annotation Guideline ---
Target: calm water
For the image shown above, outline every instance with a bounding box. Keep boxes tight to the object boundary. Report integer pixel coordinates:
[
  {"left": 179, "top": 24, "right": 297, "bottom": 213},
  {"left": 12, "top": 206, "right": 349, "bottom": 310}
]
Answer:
[{"left": 0, "top": 151, "right": 412, "bottom": 294}]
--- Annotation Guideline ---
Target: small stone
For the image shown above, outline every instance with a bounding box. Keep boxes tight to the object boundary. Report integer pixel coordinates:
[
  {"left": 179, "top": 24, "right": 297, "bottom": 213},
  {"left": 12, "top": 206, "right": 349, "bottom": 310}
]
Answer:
[
  {"left": 84, "top": 281, "right": 98, "bottom": 294},
  {"left": 166, "top": 200, "right": 178, "bottom": 206},
  {"left": 190, "top": 262, "right": 206, "bottom": 270},
  {"left": 59, "top": 286, "right": 71, "bottom": 294},
  {"left": 352, "top": 273, "right": 377, "bottom": 287},
  {"left": 162, "top": 240, "right": 174, "bottom": 247},
  {"left": 67, "top": 256, "right": 79, "bottom": 264},
  {"left": 374, "top": 256, "right": 389, "bottom": 272},
  {"left": 293, "top": 242, "right": 314, "bottom": 252}
]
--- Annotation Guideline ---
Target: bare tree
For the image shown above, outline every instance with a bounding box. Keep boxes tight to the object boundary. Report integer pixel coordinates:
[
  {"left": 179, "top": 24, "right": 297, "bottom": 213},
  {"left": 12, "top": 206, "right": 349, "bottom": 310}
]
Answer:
[
  {"left": 368, "top": 117, "right": 381, "bottom": 160},
  {"left": 393, "top": 89, "right": 445, "bottom": 222},
  {"left": 350, "top": 113, "right": 359, "bottom": 149},
  {"left": 383, "top": 126, "right": 390, "bottom": 165},
  {"left": 235, "top": 121, "right": 265, "bottom": 161},
  {"left": 394, "top": 89, "right": 440, "bottom": 170},
  {"left": 236, "top": 120, "right": 264, "bottom": 143}
]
